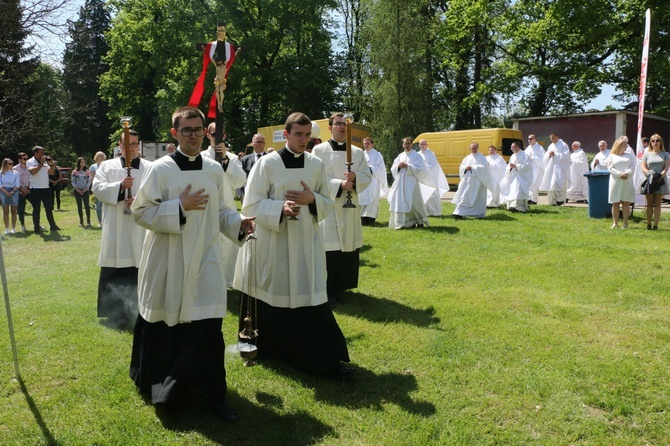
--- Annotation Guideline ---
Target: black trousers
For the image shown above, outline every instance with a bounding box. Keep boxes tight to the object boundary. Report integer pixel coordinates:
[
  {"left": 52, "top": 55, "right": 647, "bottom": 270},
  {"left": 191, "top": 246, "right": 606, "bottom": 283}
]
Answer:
[
  {"left": 74, "top": 190, "right": 91, "bottom": 224},
  {"left": 28, "top": 188, "right": 57, "bottom": 230},
  {"left": 17, "top": 193, "right": 28, "bottom": 226}
]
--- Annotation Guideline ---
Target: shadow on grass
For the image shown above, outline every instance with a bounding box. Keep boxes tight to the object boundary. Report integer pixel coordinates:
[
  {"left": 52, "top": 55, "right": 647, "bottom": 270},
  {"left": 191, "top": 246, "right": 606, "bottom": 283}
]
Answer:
[
  {"left": 336, "top": 292, "right": 440, "bottom": 328},
  {"left": 260, "top": 361, "right": 436, "bottom": 417},
  {"left": 17, "top": 377, "right": 59, "bottom": 445},
  {"left": 154, "top": 390, "right": 335, "bottom": 446}
]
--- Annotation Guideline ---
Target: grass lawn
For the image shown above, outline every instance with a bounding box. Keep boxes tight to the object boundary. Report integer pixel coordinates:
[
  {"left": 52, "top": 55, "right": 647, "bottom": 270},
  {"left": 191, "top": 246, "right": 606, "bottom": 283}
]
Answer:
[{"left": 1, "top": 193, "right": 670, "bottom": 445}]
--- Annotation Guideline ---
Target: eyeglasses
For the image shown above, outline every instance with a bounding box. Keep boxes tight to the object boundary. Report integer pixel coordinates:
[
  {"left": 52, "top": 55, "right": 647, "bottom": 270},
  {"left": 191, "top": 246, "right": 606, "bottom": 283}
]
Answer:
[
  {"left": 20, "top": 158, "right": 27, "bottom": 160},
  {"left": 332, "top": 122, "right": 347, "bottom": 127},
  {"left": 209, "top": 132, "right": 216, "bottom": 137},
  {"left": 651, "top": 139, "right": 660, "bottom": 143},
  {"left": 129, "top": 142, "right": 140, "bottom": 148},
  {"left": 253, "top": 140, "right": 265, "bottom": 144},
  {"left": 7, "top": 162, "right": 13, "bottom": 165},
  {"left": 178, "top": 127, "right": 205, "bottom": 137}
]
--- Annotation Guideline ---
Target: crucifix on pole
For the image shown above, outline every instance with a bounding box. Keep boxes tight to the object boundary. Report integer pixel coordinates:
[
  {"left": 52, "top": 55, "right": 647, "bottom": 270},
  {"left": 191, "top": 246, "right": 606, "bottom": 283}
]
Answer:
[{"left": 188, "top": 22, "right": 241, "bottom": 162}]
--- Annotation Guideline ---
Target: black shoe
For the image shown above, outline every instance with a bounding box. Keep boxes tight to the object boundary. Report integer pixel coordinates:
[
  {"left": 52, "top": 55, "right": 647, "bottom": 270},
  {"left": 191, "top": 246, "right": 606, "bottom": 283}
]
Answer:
[
  {"left": 210, "top": 399, "right": 239, "bottom": 423},
  {"left": 328, "top": 363, "right": 357, "bottom": 380},
  {"left": 555, "top": 201, "right": 564, "bottom": 206},
  {"left": 528, "top": 200, "right": 537, "bottom": 205},
  {"left": 34, "top": 228, "right": 42, "bottom": 234},
  {"left": 453, "top": 214, "right": 463, "bottom": 220},
  {"left": 647, "top": 224, "right": 652, "bottom": 230},
  {"left": 509, "top": 207, "right": 517, "bottom": 213},
  {"left": 51, "top": 226, "right": 62, "bottom": 231}
]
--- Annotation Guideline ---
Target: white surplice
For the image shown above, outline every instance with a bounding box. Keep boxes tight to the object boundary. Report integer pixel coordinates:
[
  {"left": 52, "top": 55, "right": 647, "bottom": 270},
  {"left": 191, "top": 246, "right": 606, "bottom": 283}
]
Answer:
[
  {"left": 486, "top": 153, "right": 507, "bottom": 207},
  {"left": 232, "top": 150, "right": 334, "bottom": 308},
  {"left": 92, "top": 157, "right": 151, "bottom": 268},
  {"left": 132, "top": 154, "right": 243, "bottom": 327},
  {"left": 312, "top": 142, "right": 371, "bottom": 252},
  {"left": 567, "top": 148, "right": 589, "bottom": 202},
  {"left": 591, "top": 150, "right": 610, "bottom": 172},
  {"left": 420, "top": 148, "right": 450, "bottom": 216},
  {"left": 452, "top": 152, "right": 494, "bottom": 218},
  {"left": 500, "top": 150, "right": 532, "bottom": 212},
  {"left": 540, "top": 139, "right": 571, "bottom": 204},
  {"left": 387, "top": 150, "right": 435, "bottom": 229},
  {"left": 525, "top": 142, "right": 546, "bottom": 202},
  {"left": 359, "top": 148, "right": 388, "bottom": 219}
]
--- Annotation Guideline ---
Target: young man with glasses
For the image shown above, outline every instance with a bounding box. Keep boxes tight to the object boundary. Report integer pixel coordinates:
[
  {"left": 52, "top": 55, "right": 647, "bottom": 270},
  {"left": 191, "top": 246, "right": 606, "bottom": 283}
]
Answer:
[
  {"left": 129, "top": 106, "right": 255, "bottom": 423},
  {"left": 13, "top": 153, "right": 31, "bottom": 232}
]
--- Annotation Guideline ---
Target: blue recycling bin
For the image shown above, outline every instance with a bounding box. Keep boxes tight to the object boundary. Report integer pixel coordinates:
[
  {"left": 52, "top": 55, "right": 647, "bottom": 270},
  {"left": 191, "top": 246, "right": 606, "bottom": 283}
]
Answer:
[{"left": 584, "top": 172, "right": 611, "bottom": 218}]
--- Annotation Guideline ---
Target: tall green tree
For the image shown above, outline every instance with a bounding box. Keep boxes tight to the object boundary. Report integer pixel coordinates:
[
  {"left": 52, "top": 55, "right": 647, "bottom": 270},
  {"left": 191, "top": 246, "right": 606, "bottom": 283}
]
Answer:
[
  {"left": 62, "top": 0, "right": 112, "bottom": 158},
  {"left": 611, "top": 2, "right": 670, "bottom": 117},
  {"left": 498, "top": 0, "right": 620, "bottom": 116},
  {"left": 364, "top": 0, "right": 434, "bottom": 160},
  {"left": 0, "top": 0, "right": 39, "bottom": 157},
  {"left": 101, "top": 0, "right": 338, "bottom": 152},
  {"left": 29, "top": 63, "right": 69, "bottom": 162}
]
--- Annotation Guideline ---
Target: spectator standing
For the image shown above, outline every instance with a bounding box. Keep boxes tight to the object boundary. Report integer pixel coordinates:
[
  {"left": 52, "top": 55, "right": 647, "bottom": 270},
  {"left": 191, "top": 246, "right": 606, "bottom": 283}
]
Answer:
[
  {"left": 641, "top": 134, "right": 670, "bottom": 230},
  {"left": 72, "top": 157, "right": 92, "bottom": 227},
  {"left": 48, "top": 158, "right": 63, "bottom": 211},
  {"left": 607, "top": 137, "right": 635, "bottom": 229},
  {"left": 26, "top": 146, "right": 60, "bottom": 233},
  {"left": 89, "top": 151, "right": 107, "bottom": 227},
  {"left": 1, "top": 158, "right": 20, "bottom": 234},
  {"left": 13, "top": 152, "right": 30, "bottom": 232}
]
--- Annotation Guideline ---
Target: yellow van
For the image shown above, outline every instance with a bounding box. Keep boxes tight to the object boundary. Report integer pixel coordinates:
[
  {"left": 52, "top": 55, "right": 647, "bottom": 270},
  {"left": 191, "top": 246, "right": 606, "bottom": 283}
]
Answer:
[
  {"left": 413, "top": 128, "right": 524, "bottom": 186},
  {"left": 258, "top": 118, "right": 371, "bottom": 151}
]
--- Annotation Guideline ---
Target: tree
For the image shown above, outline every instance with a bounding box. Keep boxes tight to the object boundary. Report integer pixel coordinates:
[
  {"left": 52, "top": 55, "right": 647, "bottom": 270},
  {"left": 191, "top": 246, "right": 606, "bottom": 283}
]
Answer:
[
  {"left": 28, "top": 63, "right": 69, "bottom": 162},
  {"left": 364, "top": 0, "right": 434, "bottom": 160},
  {"left": 62, "top": 0, "right": 112, "bottom": 158},
  {"left": 0, "top": 0, "right": 39, "bottom": 157}
]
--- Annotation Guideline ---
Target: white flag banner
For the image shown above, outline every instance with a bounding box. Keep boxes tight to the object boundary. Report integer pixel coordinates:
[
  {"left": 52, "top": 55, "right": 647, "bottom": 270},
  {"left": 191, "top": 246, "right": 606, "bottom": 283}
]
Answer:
[{"left": 636, "top": 8, "right": 651, "bottom": 158}]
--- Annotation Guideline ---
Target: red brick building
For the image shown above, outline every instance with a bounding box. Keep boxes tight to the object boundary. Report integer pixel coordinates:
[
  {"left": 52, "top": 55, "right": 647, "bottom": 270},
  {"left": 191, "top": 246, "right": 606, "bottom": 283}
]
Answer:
[{"left": 512, "top": 111, "right": 670, "bottom": 154}]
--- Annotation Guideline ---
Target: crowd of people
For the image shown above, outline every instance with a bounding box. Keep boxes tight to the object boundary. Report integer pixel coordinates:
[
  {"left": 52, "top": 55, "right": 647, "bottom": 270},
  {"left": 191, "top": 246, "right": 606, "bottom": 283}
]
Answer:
[{"left": 5, "top": 113, "right": 668, "bottom": 425}]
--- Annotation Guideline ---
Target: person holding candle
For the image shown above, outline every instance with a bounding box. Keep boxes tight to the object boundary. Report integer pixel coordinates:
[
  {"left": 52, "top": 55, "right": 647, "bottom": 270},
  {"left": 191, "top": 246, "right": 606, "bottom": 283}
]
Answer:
[{"left": 312, "top": 113, "right": 372, "bottom": 306}]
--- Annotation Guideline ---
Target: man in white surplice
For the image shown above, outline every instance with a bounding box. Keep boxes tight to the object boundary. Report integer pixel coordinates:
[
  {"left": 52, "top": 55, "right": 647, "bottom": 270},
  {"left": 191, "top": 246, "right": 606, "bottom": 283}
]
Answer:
[
  {"left": 387, "top": 137, "right": 436, "bottom": 229},
  {"left": 525, "top": 134, "right": 545, "bottom": 204},
  {"left": 359, "top": 137, "right": 388, "bottom": 225},
  {"left": 500, "top": 141, "right": 532, "bottom": 213},
  {"left": 418, "top": 139, "right": 449, "bottom": 216},
  {"left": 485, "top": 145, "right": 506, "bottom": 207},
  {"left": 541, "top": 132, "right": 571, "bottom": 206},
  {"left": 591, "top": 140, "right": 610, "bottom": 172},
  {"left": 313, "top": 113, "right": 371, "bottom": 305},
  {"left": 452, "top": 142, "right": 494, "bottom": 219},
  {"left": 92, "top": 129, "right": 151, "bottom": 328},
  {"left": 567, "top": 141, "right": 589, "bottom": 202}
]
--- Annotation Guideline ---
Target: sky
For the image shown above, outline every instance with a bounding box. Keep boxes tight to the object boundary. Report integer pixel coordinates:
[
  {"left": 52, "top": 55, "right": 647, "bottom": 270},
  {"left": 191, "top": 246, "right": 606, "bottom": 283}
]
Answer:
[{"left": 30, "top": 1, "right": 627, "bottom": 113}]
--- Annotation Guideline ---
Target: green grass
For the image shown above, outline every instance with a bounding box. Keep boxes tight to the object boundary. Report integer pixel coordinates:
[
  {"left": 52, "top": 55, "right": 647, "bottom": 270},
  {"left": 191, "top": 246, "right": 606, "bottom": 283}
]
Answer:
[{"left": 2, "top": 194, "right": 670, "bottom": 445}]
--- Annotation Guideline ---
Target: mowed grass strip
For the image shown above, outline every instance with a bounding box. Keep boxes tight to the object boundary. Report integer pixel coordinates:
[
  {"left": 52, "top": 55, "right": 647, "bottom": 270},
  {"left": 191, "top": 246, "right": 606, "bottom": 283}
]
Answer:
[{"left": 1, "top": 194, "right": 669, "bottom": 445}]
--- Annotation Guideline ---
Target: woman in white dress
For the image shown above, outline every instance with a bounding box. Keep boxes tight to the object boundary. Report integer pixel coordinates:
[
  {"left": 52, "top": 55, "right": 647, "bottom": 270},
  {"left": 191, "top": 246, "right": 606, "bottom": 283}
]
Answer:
[{"left": 607, "top": 136, "right": 636, "bottom": 229}]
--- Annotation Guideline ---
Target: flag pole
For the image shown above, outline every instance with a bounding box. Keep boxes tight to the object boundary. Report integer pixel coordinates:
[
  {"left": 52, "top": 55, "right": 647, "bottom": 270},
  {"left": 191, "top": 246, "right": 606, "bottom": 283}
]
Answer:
[{"left": 0, "top": 239, "right": 21, "bottom": 380}]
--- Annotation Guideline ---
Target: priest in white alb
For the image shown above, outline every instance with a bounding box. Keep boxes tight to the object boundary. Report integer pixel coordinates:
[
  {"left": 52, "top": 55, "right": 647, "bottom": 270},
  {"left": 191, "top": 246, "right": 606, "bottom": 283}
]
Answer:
[
  {"left": 92, "top": 128, "right": 151, "bottom": 328},
  {"left": 387, "top": 137, "right": 436, "bottom": 229},
  {"left": 359, "top": 137, "right": 388, "bottom": 225},
  {"left": 567, "top": 141, "right": 589, "bottom": 202},
  {"left": 540, "top": 132, "right": 571, "bottom": 206},
  {"left": 418, "top": 139, "right": 449, "bottom": 216},
  {"left": 500, "top": 141, "right": 532, "bottom": 213},
  {"left": 452, "top": 142, "right": 494, "bottom": 219},
  {"left": 525, "top": 134, "right": 545, "bottom": 204},
  {"left": 485, "top": 145, "right": 506, "bottom": 207}
]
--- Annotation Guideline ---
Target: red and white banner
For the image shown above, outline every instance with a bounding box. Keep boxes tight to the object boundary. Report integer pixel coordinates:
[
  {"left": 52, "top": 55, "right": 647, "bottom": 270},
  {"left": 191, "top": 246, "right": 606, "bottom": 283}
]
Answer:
[{"left": 636, "top": 8, "right": 651, "bottom": 158}]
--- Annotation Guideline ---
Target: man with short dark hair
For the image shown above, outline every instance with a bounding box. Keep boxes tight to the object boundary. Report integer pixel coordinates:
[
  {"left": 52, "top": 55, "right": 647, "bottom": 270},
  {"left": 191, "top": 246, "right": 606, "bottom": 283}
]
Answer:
[
  {"left": 26, "top": 146, "right": 60, "bottom": 233},
  {"left": 130, "top": 106, "right": 255, "bottom": 423},
  {"left": 92, "top": 129, "right": 151, "bottom": 328},
  {"left": 234, "top": 112, "right": 353, "bottom": 378},
  {"left": 312, "top": 113, "right": 371, "bottom": 305}
]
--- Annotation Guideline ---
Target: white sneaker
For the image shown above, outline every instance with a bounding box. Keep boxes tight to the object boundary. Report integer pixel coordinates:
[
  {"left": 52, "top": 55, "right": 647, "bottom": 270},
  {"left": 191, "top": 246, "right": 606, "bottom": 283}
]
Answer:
[
  {"left": 4, "top": 229, "right": 9, "bottom": 235},
  {"left": 10, "top": 229, "right": 16, "bottom": 234},
  {"left": 21, "top": 225, "right": 26, "bottom": 232}
]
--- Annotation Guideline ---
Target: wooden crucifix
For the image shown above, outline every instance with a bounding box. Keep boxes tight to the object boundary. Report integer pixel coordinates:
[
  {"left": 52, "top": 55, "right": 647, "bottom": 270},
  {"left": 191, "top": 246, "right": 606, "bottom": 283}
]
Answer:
[{"left": 188, "top": 22, "right": 242, "bottom": 161}]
